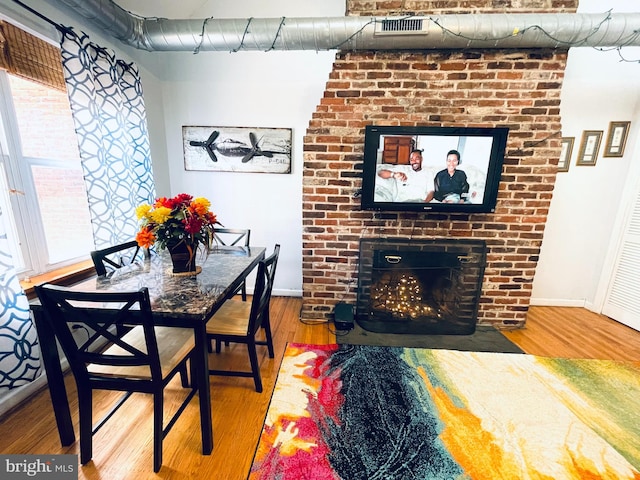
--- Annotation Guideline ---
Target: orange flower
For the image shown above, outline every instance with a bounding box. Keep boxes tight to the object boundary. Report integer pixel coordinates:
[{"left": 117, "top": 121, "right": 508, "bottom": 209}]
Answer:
[
  {"left": 190, "top": 197, "right": 210, "bottom": 216},
  {"left": 205, "top": 212, "right": 217, "bottom": 224},
  {"left": 135, "top": 228, "right": 156, "bottom": 249}
]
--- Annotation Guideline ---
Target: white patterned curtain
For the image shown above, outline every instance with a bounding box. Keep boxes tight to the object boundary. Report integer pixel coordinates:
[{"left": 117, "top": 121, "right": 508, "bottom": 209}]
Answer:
[
  {"left": 0, "top": 208, "right": 41, "bottom": 392},
  {"left": 59, "top": 27, "right": 156, "bottom": 249}
]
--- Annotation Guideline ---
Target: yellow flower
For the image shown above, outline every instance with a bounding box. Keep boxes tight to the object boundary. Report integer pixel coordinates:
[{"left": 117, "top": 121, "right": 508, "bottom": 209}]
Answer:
[
  {"left": 135, "top": 204, "right": 152, "bottom": 219},
  {"left": 150, "top": 206, "right": 172, "bottom": 224},
  {"left": 191, "top": 197, "right": 211, "bottom": 216}
]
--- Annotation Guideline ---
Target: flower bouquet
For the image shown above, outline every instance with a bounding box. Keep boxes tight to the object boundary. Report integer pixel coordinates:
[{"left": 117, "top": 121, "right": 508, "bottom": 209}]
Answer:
[{"left": 135, "top": 193, "right": 219, "bottom": 273}]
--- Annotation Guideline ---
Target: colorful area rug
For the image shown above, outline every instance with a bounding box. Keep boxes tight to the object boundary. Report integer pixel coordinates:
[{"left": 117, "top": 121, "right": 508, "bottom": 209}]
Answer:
[{"left": 249, "top": 343, "right": 640, "bottom": 479}]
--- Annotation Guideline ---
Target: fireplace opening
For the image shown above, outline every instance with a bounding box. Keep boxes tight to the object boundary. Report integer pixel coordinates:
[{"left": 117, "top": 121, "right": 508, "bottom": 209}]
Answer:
[{"left": 356, "top": 238, "right": 487, "bottom": 335}]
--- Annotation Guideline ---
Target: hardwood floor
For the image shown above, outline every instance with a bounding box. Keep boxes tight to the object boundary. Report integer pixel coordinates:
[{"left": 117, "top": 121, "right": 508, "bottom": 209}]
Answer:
[
  {"left": 502, "top": 305, "right": 640, "bottom": 361},
  {"left": 1, "top": 299, "right": 639, "bottom": 479}
]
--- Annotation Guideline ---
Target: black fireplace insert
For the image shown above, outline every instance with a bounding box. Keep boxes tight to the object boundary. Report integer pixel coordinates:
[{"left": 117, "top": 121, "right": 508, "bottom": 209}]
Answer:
[{"left": 356, "top": 238, "right": 487, "bottom": 335}]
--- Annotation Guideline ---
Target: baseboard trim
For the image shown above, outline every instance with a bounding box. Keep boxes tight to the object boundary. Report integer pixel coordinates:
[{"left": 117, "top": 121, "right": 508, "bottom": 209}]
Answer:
[
  {"left": 270, "top": 288, "right": 302, "bottom": 297},
  {"left": 529, "top": 297, "right": 586, "bottom": 308}
]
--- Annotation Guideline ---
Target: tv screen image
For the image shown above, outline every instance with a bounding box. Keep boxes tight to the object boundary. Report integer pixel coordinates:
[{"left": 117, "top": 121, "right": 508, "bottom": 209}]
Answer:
[{"left": 361, "top": 125, "right": 509, "bottom": 214}]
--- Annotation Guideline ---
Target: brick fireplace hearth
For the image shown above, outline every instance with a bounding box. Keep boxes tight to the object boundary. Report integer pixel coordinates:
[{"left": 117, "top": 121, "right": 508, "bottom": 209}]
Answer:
[{"left": 301, "top": 0, "right": 578, "bottom": 329}]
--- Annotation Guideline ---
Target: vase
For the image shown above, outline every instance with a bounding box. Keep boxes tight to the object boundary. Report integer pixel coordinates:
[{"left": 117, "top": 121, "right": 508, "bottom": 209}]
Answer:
[{"left": 167, "top": 241, "right": 197, "bottom": 274}]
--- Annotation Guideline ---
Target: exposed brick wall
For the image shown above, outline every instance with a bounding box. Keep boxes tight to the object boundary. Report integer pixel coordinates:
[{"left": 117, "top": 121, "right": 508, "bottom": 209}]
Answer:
[
  {"left": 348, "top": 0, "right": 577, "bottom": 15},
  {"left": 301, "top": 1, "right": 578, "bottom": 329}
]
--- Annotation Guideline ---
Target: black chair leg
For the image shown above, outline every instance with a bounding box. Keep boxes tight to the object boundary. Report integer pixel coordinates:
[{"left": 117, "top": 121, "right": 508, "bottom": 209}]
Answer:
[
  {"left": 153, "top": 392, "right": 163, "bottom": 473},
  {"left": 262, "top": 312, "right": 275, "bottom": 358},
  {"left": 178, "top": 363, "right": 189, "bottom": 388},
  {"left": 247, "top": 341, "right": 262, "bottom": 393},
  {"left": 189, "top": 356, "right": 198, "bottom": 389},
  {"left": 78, "top": 387, "right": 93, "bottom": 465}
]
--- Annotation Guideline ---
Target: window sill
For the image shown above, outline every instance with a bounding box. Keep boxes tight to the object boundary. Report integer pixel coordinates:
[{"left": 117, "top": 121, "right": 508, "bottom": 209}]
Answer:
[{"left": 20, "top": 260, "right": 96, "bottom": 299}]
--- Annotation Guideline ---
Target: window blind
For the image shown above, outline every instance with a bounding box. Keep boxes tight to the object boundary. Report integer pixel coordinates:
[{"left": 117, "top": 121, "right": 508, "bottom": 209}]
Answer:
[{"left": 0, "top": 21, "right": 66, "bottom": 91}]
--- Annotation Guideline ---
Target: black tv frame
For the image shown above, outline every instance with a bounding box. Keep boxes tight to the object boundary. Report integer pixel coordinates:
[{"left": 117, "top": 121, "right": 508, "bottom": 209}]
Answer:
[{"left": 360, "top": 125, "right": 509, "bottom": 214}]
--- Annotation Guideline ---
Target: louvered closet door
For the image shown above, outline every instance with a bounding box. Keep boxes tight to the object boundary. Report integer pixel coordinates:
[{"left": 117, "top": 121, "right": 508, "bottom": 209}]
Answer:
[{"left": 602, "top": 188, "right": 640, "bottom": 331}]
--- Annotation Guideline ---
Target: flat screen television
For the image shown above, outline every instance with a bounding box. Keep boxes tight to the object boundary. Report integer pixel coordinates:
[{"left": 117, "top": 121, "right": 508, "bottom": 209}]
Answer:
[{"left": 361, "top": 125, "right": 509, "bottom": 214}]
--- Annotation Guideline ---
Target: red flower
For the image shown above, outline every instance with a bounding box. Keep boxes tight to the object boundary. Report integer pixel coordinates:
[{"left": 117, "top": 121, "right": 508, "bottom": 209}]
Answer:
[
  {"left": 174, "top": 193, "right": 193, "bottom": 207},
  {"left": 154, "top": 196, "right": 173, "bottom": 209},
  {"left": 183, "top": 216, "right": 203, "bottom": 234}
]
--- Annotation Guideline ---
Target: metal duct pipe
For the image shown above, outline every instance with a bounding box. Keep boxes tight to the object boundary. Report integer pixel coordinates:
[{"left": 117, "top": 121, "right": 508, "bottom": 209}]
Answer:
[{"left": 49, "top": 0, "right": 640, "bottom": 52}]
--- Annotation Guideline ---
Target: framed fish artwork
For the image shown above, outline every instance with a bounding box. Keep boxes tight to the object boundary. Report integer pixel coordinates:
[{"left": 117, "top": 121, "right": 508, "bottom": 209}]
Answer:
[{"left": 182, "top": 126, "right": 292, "bottom": 173}]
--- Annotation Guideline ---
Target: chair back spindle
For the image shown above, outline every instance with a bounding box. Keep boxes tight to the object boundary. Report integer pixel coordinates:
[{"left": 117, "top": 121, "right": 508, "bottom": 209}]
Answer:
[
  {"left": 213, "top": 228, "right": 250, "bottom": 247},
  {"left": 91, "top": 240, "right": 150, "bottom": 276},
  {"left": 212, "top": 228, "right": 251, "bottom": 300}
]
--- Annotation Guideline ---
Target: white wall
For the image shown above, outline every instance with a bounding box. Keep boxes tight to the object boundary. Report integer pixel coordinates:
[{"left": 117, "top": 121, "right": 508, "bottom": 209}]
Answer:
[
  {"left": 530, "top": 0, "right": 640, "bottom": 309},
  {"left": 156, "top": 50, "right": 337, "bottom": 295},
  {"left": 133, "top": 0, "right": 345, "bottom": 296}
]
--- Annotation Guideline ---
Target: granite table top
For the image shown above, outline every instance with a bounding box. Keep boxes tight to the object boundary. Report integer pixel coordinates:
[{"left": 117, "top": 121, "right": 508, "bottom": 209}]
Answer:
[{"left": 32, "top": 246, "right": 266, "bottom": 324}]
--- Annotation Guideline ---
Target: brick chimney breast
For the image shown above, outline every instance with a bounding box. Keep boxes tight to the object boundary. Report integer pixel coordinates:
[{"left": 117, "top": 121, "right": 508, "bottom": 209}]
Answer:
[{"left": 301, "top": 0, "right": 578, "bottom": 328}]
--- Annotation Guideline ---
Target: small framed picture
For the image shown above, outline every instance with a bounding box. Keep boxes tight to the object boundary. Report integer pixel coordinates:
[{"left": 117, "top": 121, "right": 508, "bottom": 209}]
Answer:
[
  {"left": 603, "top": 121, "right": 630, "bottom": 157},
  {"left": 576, "top": 130, "right": 603, "bottom": 166},
  {"left": 558, "top": 137, "right": 574, "bottom": 172}
]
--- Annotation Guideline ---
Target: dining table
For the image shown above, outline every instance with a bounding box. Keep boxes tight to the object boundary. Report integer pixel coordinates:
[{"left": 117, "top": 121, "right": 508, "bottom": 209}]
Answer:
[{"left": 30, "top": 245, "right": 266, "bottom": 457}]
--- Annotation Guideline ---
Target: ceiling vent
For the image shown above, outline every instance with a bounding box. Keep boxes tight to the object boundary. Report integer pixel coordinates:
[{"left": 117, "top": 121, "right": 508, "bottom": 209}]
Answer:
[{"left": 374, "top": 17, "right": 430, "bottom": 35}]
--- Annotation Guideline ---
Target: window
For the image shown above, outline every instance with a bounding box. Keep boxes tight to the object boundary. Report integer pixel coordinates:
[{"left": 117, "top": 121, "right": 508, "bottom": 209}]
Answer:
[{"left": 0, "top": 26, "right": 94, "bottom": 278}]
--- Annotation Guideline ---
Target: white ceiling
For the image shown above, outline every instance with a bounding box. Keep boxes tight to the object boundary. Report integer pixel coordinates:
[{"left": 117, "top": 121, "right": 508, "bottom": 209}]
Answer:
[
  {"left": 113, "top": 0, "right": 211, "bottom": 18},
  {"left": 112, "top": 0, "right": 347, "bottom": 19}
]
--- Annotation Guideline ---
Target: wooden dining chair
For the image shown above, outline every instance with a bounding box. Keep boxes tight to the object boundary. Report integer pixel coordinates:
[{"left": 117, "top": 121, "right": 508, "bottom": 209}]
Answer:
[
  {"left": 213, "top": 228, "right": 251, "bottom": 300},
  {"left": 206, "top": 244, "right": 280, "bottom": 393},
  {"left": 34, "top": 283, "right": 201, "bottom": 473},
  {"left": 90, "top": 240, "right": 150, "bottom": 276}
]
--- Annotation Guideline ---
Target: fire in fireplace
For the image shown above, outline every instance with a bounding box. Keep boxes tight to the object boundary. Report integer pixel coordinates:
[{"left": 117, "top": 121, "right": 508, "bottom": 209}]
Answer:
[{"left": 356, "top": 238, "right": 487, "bottom": 335}]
